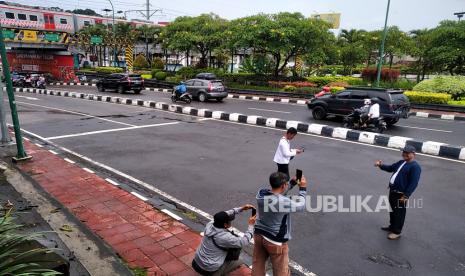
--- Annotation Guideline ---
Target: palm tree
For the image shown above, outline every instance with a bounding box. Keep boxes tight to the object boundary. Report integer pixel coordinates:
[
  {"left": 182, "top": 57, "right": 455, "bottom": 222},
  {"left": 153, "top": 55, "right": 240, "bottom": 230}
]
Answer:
[{"left": 137, "top": 25, "right": 162, "bottom": 65}]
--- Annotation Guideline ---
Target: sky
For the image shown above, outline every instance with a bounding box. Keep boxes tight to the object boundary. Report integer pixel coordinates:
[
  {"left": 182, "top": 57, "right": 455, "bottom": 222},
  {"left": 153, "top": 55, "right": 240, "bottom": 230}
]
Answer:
[{"left": 12, "top": 0, "right": 465, "bottom": 32}]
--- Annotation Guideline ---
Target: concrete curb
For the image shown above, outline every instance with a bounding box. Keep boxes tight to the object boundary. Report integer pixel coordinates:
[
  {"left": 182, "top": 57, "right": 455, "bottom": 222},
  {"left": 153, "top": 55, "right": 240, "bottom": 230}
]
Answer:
[
  {"left": 19, "top": 87, "right": 465, "bottom": 161},
  {"left": 409, "top": 111, "right": 465, "bottom": 121}
]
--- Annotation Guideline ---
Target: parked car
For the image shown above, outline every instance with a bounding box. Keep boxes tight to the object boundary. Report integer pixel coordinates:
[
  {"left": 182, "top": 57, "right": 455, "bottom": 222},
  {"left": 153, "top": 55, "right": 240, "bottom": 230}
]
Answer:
[
  {"left": 96, "top": 73, "right": 144, "bottom": 94},
  {"left": 307, "top": 87, "right": 410, "bottom": 125},
  {"left": 183, "top": 78, "right": 227, "bottom": 102}
]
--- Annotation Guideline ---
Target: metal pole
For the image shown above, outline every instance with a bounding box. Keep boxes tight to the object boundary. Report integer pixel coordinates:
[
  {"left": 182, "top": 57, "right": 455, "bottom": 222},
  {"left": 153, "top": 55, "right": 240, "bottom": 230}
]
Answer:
[
  {"left": 375, "top": 0, "right": 391, "bottom": 87},
  {"left": 0, "top": 24, "right": 29, "bottom": 160},
  {"left": 0, "top": 71, "right": 11, "bottom": 143},
  {"left": 108, "top": 0, "right": 117, "bottom": 67},
  {"left": 146, "top": 0, "right": 150, "bottom": 20}
]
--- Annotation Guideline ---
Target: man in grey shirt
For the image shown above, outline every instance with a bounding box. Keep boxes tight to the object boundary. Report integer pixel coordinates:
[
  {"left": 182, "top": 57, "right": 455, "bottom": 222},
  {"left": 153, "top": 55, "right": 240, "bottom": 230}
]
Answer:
[
  {"left": 253, "top": 172, "right": 308, "bottom": 276},
  {"left": 193, "top": 205, "right": 256, "bottom": 275}
]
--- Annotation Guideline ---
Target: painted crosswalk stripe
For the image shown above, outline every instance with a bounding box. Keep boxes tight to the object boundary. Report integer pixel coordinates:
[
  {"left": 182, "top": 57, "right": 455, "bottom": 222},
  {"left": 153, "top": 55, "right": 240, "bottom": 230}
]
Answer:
[
  {"left": 131, "top": 191, "right": 148, "bottom": 201},
  {"left": 161, "top": 209, "right": 183, "bottom": 221}
]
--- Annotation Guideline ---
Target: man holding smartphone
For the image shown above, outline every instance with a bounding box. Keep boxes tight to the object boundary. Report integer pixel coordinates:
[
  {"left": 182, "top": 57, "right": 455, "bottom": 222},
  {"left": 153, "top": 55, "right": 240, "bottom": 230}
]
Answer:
[
  {"left": 252, "top": 172, "right": 308, "bottom": 275},
  {"left": 273, "top": 127, "right": 303, "bottom": 177}
]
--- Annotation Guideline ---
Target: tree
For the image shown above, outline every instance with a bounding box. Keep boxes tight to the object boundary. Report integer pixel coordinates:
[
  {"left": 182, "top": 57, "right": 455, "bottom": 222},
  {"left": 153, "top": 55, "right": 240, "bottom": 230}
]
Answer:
[
  {"left": 161, "top": 14, "right": 228, "bottom": 68},
  {"left": 233, "top": 13, "right": 333, "bottom": 77},
  {"left": 69, "top": 8, "right": 101, "bottom": 16},
  {"left": 427, "top": 20, "right": 465, "bottom": 75},
  {"left": 134, "top": 54, "right": 149, "bottom": 69},
  {"left": 409, "top": 29, "right": 433, "bottom": 81},
  {"left": 138, "top": 25, "right": 162, "bottom": 65},
  {"left": 384, "top": 26, "right": 411, "bottom": 68},
  {"left": 337, "top": 29, "right": 367, "bottom": 75}
]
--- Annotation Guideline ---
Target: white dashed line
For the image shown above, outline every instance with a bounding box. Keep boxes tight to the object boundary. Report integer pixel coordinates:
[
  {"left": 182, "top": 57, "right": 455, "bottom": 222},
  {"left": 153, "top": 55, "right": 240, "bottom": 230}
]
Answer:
[
  {"left": 83, "top": 168, "right": 95, "bottom": 174},
  {"left": 248, "top": 107, "right": 292, "bottom": 114},
  {"left": 49, "top": 150, "right": 58, "bottom": 155},
  {"left": 105, "top": 178, "right": 120, "bottom": 186},
  {"left": 161, "top": 209, "right": 182, "bottom": 221},
  {"left": 64, "top": 158, "right": 75, "bottom": 164},
  {"left": 131, "top": 191, "right": 148, "bottom": 201},
  {"left": 24, "top": 137, "right": 30, "bottom": 141},
  {"left": 35, "top": 143, "right": 43, "bottom": 148}
]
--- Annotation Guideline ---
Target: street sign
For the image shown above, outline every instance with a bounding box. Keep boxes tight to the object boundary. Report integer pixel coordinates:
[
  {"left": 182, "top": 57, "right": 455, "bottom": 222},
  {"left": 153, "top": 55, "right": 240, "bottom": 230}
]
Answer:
[
  {"left": 45, "top": 33, "right": 60, "bottom": 42},
  {"left": 91, "top": 36, "right": 103, "bottom": 44},
  {"left": 2, "top": 29, "right": 15, "bottom": 40}
]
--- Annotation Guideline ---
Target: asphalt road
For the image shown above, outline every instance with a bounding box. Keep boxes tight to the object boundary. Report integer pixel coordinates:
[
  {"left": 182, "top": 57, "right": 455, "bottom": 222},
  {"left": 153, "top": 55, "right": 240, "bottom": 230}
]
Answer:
[
  {"left": 46, "top": 85, "right": 465, "bottom": 147},
  {"left": 5, "top": 93, "right": 465, "bottom": 276}
]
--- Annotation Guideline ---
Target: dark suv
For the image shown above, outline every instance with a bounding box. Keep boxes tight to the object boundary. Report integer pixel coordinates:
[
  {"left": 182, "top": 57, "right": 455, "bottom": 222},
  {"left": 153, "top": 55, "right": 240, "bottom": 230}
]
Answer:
[
  {"left": 183, "top": 78, "right": 228, "bottom": 102},
  {"left": 97, "top": 73, "right": 144, "bottom": 94},
  {"left": 307, "top": 87, "right": 410, "bottom": 125}
]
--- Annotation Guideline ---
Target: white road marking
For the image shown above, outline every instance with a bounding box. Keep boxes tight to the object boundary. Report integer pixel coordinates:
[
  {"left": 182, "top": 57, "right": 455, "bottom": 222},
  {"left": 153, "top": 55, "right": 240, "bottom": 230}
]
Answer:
[
  {"left": 105, "top": 178, "right": 120, "bottom": 186},
  {"left": 398, "top": 125, "right": 452, "bottom": 133},
  {"left": 161, "top": 209, "right": 183, "bottom": 221},
  {"left": 35, "top": 143, "right": 43, "bottom": 148},
  {"left": 64, "top": 158, "right": 75, "bottom": 164},
  {"left": 17, "top": 127, "right": 350, "bottom": 276},
  {"left": 16, "top": 101, "right": 135, "bottom": 127},
  {"left": 24, "top": 137, "right": 30, "bottom": 141},
  {"left": 248, "top": 107, "right": 291, "bottom": 114},
  {"left": 49, "top": 150, "right": 58, "bottom": 155},
  {"left": 211, "top": 119, "right": 465, "bottom": 164},
  {"left": 131, "top": 191, "right": 149, "bottom": 201},
  {"left": 44, "top": 122, "right": 180, "bottom": 140},
  {"left": 83, "top": 168, "right": 95, "bottom": 174},
  {"left": 17, "top": 95, "right": 39, "bottom": 101}
]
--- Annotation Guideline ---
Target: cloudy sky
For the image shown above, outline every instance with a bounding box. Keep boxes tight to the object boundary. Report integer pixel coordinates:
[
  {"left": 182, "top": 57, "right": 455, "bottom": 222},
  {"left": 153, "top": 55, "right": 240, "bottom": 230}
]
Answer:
[{"left": 14, "top": 0, "right": 465, "bottom": 31}]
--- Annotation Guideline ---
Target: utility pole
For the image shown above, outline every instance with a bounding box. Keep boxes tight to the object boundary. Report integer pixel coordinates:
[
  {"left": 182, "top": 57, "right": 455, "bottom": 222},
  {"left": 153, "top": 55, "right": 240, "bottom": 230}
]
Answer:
[
  {"left": 146, "top": 0, "right": 150, "bottom": 20},
  {"left": 375, "top": 0, "right": 391, "bottom": 87},
  {"left": 0, "top": 24, "right": 30, "bottom": 161},
  {"left": 0, "top": 70, "right": 11, "bottom": 144},
  {"left": 454, "top": 12, "right": 464, "bottom": 21}
]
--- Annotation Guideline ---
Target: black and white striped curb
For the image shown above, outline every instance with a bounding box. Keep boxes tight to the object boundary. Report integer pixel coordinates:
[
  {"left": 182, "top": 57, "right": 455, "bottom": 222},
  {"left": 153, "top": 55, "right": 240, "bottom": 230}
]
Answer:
[
  {"left": 227, "top": 94, "right": 308, "bottom": 105},
  {"left": 14, "top": 87, "right": 465, "bottom": 161},
  {"left": 409, "top": 111, "right": 465, "bottom": 121},
  {"left": 49, "top": 82, "right": 96, "bottom": 87}
]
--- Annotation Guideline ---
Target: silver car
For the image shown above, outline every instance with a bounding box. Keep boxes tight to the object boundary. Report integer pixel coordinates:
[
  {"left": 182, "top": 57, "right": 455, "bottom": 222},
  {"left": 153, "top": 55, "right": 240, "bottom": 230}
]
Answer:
[{"left": 183, "top": 78, "right": 228, "bottom": 102}]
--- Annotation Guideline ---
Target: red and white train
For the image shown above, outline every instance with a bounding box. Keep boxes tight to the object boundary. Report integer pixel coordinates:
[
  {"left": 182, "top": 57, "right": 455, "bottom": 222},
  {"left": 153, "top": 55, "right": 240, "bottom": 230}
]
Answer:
[{"left": 0, "top": 1, "right": 158, "bottom": 34}]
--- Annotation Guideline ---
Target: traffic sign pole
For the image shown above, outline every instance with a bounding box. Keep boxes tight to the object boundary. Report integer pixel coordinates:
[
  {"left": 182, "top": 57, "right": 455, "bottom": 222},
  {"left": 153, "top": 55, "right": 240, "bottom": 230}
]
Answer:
[{"left": 0, "top": 24, "right": 31, "bottom": 161}]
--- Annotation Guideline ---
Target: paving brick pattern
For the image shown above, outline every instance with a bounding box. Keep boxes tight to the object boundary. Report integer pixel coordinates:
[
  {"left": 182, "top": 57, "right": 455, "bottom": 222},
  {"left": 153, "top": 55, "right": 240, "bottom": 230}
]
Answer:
[{"left": 16, "top": 141, "right": 251, "bottom": 276}]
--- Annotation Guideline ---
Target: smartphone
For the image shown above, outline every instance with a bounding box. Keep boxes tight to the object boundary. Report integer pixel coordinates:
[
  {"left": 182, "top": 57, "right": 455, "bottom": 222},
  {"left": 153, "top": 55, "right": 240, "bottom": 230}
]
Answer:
[
  {"left": 300, "top": 146, "right": 305, "bottom": 152},
  {"left": 296, "top": 169, "right": 303, "bottom": 182},
  {"left": 251, "top": 207, "right": 256, "bottom": 217}
]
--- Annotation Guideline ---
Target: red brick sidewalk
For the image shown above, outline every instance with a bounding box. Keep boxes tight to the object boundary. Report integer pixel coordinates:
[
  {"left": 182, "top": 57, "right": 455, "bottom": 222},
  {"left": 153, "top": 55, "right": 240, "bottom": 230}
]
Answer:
[{"left": 16, "top": 140, "right": 251, "bottom": 276}]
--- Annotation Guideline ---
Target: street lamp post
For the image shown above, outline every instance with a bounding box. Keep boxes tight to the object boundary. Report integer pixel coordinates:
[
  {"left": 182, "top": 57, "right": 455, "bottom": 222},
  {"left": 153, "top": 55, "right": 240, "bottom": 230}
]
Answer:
[
  {"left": 107, "top": 0, "right": 117, "bottom": 67},
  {"left": 454, "top": 12, "right": 464, "bottom": 21},
  {"left": 375, "top": 0, "right": 391, "bottom": 87}
]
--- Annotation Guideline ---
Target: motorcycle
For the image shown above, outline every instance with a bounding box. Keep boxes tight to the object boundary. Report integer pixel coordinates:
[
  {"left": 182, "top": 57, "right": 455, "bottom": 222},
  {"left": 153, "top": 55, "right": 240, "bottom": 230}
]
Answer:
[
  {"left": 343, "top": 108, "right": 387, "bottom": 133},
  {"left": 171, "top": 91, "right": 192, "bottom": 104},
  {"left": 34, "top": 78, "right": 46, "bottom": 89}
]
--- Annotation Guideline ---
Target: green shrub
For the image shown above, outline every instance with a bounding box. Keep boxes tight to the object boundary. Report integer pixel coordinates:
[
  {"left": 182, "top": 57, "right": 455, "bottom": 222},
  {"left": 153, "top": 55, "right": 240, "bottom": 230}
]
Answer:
[
  {"left": 413, "top": 76, "right": 465, "bottom": 100},
  {"left": 166, "top": 76, "right": 183, "bottom": 83},
  {"left": 154, "top": 71, "right": 167, "bottom": 81},
  {"left": 307, "top": 76, "right": 364, "bottom": 87},
  {"left": 377, "top": 79, "right": 416, "bottom": 90},
  {"left": 133, "top": 54, "right": 149, "bottom": 69},
  {"left": 404, "top": 91, "right": 451, "bottom": 104},
  {"left": 330, "top": 86, "right": 346, "bottom": 93},
  {"left": 151, "top": 57, "right": 165, "bottom": 70},
  {"left": 95, "top": 66, "right": 123, "bottom": 74},
  {"left": 151, "top": 69, "right": 162, "bottom": 78},
  {"left": 141, "top": 74, "right": 152, "bottom": 80},
  {"left": 283, "top": 85, "right": 297, "bottom": 92}
]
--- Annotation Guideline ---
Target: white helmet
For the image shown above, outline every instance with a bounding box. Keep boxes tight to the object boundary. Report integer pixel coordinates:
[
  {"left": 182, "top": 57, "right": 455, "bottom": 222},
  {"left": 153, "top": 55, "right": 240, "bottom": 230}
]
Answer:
[{"left": 364, "top": 99, "right": 372, "bottom": 105}]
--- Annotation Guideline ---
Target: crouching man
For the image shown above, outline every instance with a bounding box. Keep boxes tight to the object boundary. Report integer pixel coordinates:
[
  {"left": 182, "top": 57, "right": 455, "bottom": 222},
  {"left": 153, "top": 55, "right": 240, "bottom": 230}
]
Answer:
[{"left": 192, "top": 205, "right": 256, "bottom": 275}]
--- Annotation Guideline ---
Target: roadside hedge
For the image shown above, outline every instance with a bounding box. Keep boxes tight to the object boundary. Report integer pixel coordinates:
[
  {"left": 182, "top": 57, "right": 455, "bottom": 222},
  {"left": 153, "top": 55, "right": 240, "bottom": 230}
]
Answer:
[
  {"left": 413, "top": 76, "right": 465, "bottom": 100},
  {"left": 404, "top": 91, "right": 451, "bottom": 104},
  {"left": 361, "top": 68, "right": 400, "bottom": 82},
  {"left": 154, "top": 71, "right": 168, "bottom": 81},
  {"left": 306, "top": 76, "right": 364, "bottom": 87},
  {"left": 95, "top": 67, "right": 123, "bottom": 74}
]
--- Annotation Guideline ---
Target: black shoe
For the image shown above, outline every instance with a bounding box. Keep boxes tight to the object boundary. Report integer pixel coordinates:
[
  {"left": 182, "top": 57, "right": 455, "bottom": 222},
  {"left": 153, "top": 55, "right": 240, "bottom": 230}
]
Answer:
[{"left": 381, "top": 226, "right": 391, "bottom": 232}]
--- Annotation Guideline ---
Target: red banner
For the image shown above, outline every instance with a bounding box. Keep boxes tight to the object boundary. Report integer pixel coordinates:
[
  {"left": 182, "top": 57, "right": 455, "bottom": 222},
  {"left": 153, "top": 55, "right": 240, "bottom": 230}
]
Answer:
[{"left": 6, "top": 52, "right": 75, "bottom": 81}]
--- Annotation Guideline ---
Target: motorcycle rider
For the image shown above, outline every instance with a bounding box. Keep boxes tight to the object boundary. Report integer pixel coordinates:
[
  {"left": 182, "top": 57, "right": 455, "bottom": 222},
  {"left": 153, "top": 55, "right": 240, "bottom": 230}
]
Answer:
[
  {"left": 362, "top": 98, "right": 380, "bottom": 127},
  {"left": 174, "top": 81, "right": 187, "bottom": 99}
]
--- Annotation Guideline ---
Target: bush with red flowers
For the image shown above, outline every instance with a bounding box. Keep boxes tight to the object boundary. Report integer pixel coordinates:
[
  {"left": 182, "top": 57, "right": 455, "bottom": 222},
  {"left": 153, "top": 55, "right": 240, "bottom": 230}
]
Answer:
[
  {"left": 361, "top": 68, "right": 400, "bottom": 82},
  {"left": 268, "top": 81, "right": 317, "bottom": 88}
]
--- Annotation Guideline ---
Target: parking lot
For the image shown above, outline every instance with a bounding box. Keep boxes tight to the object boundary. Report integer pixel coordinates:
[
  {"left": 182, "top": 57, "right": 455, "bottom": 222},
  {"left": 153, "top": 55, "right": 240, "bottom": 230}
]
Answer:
[{"left": 5, "top": 91, "right": 465, "bottom": 275}]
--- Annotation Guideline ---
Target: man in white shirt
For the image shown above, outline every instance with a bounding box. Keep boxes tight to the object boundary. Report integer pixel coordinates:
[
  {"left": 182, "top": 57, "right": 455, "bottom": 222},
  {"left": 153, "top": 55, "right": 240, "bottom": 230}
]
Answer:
[
  {"left": 362, "top": 98, "right": 380, "bottom": 127},
  {"left": 273, "top": 128, "right": 302, "bottom": 177}
]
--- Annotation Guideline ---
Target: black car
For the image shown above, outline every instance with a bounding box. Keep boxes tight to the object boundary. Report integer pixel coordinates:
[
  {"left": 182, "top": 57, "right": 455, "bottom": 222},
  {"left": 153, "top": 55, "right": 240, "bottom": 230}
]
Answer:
[
  {"left": 96, "top": 73, "right": 144, "bottom": 94},
  {"left": 307, "top": 87, "right": 410, "bottom": 125},
  {"left": 183, "top": 78, "right": 228, "bottom": 102}
]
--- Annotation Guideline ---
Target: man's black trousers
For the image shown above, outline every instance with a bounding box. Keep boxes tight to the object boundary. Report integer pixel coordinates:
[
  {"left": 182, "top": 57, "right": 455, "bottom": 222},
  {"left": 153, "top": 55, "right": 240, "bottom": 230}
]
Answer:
[
  {"left": 389, "top": 190, "right": 407, "bottom": 234},
  {"left": 276, "top": 163, "right": 289, "bottom": 178}
]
